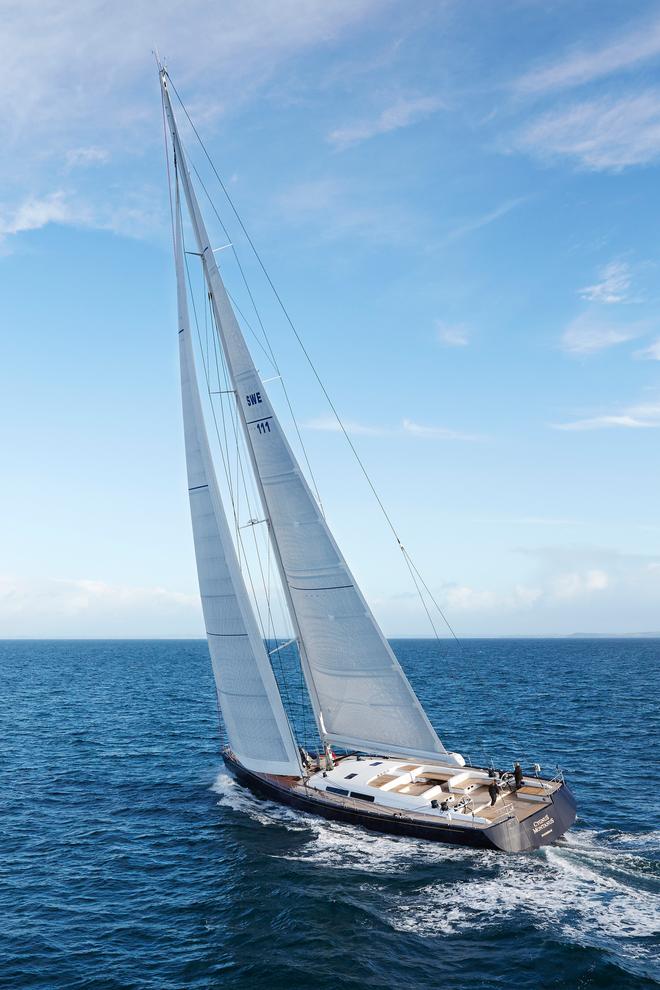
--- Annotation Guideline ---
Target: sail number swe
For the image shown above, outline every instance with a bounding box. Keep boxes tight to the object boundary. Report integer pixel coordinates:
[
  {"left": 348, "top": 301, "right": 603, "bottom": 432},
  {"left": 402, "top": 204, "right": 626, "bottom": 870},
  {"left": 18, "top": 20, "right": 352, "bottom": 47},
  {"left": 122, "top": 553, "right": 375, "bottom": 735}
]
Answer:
[{"left": 246, "top": 393, "right": 270, "bottom": 434}]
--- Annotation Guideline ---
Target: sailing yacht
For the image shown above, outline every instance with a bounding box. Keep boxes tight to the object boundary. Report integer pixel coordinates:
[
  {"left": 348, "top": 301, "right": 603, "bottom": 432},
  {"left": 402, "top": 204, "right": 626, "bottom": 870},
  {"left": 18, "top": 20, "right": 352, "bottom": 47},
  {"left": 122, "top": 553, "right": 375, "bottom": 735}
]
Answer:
[{"left": 159, "top": 67, "right": 576, "bottom": 852}]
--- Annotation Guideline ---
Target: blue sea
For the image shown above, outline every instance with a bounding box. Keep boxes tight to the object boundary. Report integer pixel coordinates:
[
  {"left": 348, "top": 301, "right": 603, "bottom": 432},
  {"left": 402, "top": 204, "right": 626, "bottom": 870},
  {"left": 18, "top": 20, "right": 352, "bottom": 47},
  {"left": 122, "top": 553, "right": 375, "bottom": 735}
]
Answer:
[{"left": 1, "top": 638, "right": 658, "bottom": 989}]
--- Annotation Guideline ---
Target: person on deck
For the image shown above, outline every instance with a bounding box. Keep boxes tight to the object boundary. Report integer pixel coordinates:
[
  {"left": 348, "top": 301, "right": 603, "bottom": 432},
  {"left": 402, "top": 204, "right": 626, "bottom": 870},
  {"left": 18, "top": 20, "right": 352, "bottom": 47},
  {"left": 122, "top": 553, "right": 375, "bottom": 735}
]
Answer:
[
  {"left": 488, "top": 779, "right": 499, "bottom": 806},
  {"left": 324, "top": 743, "right": 335, "bottom": 771},
  {"left": 514, "top": 762, "right": 524, "bottom": 789}
]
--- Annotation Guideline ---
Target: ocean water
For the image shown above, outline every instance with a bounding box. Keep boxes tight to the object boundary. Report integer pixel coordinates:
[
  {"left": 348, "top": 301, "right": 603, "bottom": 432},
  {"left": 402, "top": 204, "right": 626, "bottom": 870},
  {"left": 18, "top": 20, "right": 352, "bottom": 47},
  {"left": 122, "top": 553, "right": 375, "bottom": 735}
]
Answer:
[{"left": 1, "top": 638, "right": 658, "bottom": 990}]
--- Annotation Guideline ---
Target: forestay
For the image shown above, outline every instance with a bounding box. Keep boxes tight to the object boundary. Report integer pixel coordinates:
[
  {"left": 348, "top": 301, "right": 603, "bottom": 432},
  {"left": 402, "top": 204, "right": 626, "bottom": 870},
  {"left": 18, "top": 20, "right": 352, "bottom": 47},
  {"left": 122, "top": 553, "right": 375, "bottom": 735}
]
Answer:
[
  {"left": 162, "top": 72, "right": 450, "bottom": 762},
  {"left": 174, "top": 182, "right": 301, "bottom": 778}
]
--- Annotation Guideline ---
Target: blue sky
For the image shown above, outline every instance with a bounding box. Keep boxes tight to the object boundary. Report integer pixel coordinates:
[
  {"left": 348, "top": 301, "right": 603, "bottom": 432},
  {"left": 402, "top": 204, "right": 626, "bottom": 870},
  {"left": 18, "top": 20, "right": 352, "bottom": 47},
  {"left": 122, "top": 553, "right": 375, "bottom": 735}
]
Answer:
[{"left": 1, "top": 0, "right": 659, "bottom": 637}]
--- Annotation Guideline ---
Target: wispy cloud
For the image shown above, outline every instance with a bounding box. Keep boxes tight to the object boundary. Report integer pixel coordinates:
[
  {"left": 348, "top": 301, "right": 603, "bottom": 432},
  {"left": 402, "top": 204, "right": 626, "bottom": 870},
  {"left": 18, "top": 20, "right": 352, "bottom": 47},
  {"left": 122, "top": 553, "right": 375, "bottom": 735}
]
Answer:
[
  {"left": 515, "top": 15, "right": 660, "bottom": 95},
  {"left": 436, "top": 320, "right": 469, "bottom": 347},
  {"left": 441, "top": 197, "right": 526, "bottom": 244},
  {"left": 328, "top": 94, "right": 443, "bottom": 149},
  {"left": 560, "top": 311, "right": 645, "bottom": 355},
  {"left": 402, "top": 419, "right": 480, "bottom": 440},
  {"left": 426, "top": 545, "right": 660, "bottom": 635},
  {"left": 0, "top": 0, "right": 384, "bottom": 142},
  {"left": 553, "top": 399, "right": 660, "bottom": 431},
  {"left": 0, "top": 187, "right": 163, "bottom": 246},
  {"left": 515, "top": 90, "right": 660, "bottom": 171},
  {"left": 471, "top": 515, "right": 583, "bottom": 527},
  {"left": 305, "top": 415, "right": 481, "bottom": 440},
  {"left": 636, "top": 337, "right": 660, "bottom": 361},
  {"left": 276, "top": 177, "right": 416, "bottom": 244},
  {"left": 0, "top": 0, "right": 386, "bottom": 243},
  {"left": 0, "top": 191, "right": 88, "bottom": 239},
  {"left": 65, "top": 146, "right": 109, "bottom": 169},
  {"left": 579, "top": 260, "right": 632, "bottom": 304},
  {"left": 0, "top": 574, "right": 201, "bottom": 637},
  {"left": 304, "top": 415, "right": 387, "bottom": 437}
]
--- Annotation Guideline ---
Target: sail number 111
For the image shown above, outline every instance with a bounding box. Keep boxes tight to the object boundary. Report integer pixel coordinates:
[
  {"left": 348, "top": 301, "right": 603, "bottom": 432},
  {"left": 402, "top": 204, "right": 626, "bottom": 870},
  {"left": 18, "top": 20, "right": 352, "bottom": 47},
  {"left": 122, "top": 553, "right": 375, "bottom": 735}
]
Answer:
[{"left": 255, "top": 420, "right": 271, "bottom": 435}]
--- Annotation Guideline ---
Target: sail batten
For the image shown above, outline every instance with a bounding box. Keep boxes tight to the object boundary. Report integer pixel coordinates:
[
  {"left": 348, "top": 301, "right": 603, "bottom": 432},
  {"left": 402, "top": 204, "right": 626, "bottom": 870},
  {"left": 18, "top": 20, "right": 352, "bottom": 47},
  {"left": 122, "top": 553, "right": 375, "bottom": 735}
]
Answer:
[
  {"left": 172, "top": 163, "right": 300, "bottom": 778},
  {"left": 163, "top": 72, "right": 450, "bottom": 762}
]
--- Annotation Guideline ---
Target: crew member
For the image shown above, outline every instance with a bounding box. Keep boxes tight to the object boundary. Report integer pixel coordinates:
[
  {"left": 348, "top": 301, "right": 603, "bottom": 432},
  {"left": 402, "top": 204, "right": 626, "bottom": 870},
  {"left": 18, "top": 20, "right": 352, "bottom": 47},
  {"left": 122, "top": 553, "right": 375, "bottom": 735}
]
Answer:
[
  {"left": 514, "top": 762, "right": 524, "bottom": 789},
  {"left": 324, "top": 742, "right": 335, "bottom": 771},
  {"left": 488, "top": 778, "right": 499, "bottom": 806}
]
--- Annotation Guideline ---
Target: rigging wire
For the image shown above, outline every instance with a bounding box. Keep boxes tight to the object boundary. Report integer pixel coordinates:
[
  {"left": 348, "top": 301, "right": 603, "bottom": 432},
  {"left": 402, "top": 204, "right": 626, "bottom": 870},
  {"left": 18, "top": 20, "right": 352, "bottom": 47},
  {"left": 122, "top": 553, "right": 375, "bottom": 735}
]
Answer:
[{"left": 167, "top": 72, "right": 461, "bottom": 650}]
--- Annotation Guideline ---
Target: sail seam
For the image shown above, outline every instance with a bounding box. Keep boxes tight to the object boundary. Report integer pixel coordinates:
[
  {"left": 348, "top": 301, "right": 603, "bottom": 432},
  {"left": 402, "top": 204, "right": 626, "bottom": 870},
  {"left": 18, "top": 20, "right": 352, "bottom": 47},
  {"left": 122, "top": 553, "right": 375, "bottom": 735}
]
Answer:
[
  {"left": 289, "top": 584, "right": 354, "bottom": 592},
  {"left": 207, "top": 632, "right": 249, "bottom": 637}
]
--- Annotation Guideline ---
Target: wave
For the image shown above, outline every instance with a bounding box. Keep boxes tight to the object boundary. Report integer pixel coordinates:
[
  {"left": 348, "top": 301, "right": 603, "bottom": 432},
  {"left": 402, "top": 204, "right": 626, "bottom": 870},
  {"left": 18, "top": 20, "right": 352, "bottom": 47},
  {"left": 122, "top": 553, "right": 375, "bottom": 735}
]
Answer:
[
  {"left": 212, "top": 773, "right": 660, "bottom": 979},
  {"left": 211, "top": 771, "right": 481, "bottom": 869},
  {"left": 386, "top": 830, "right": 660, "bottom": 978}
]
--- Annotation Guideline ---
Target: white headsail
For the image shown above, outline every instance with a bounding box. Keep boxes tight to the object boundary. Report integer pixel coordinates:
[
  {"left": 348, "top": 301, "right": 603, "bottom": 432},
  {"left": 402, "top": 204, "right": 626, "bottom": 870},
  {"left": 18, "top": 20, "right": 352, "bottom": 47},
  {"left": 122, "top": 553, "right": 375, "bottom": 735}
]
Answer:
[
  {"left": 163, "top": 71, "right": 451, "bottom": 763},
  {"left": 174, "top": 177, "right": 301, "bottom": 777}
]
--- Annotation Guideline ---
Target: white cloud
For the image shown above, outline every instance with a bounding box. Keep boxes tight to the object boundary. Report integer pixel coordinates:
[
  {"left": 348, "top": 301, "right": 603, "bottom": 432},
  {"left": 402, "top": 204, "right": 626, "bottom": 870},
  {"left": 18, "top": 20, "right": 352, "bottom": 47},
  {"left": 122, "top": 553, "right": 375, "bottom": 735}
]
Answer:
[
  {"left": 401, "top": 419, "right": 481, "bottom": 441},
  {"left": 328, "top": 94, "right": 443, "bottom": 149},
  {"left": 560, "top": 311, "right": 644, "bottom": 354},
  {"left": 440, "top": 565, "right": 609, "bottom": 614},
  {"left": 399, "top": 546, "right": 660, "bottom": 636},
  {"left": 553, "top": 399, "right": 660, "bottom": 431},
  {"left": 0, "top": 190, "right": 93, "bottom": 240},
  {"left": 276, "top": 177, "right": 416, "bottom": 244},
  {"left": 441, "top": 197, "right": 526, "bottom": 244},
  {"left": 515, "top": 516, "right": 582, "bottom": 527},
  {"left": 0, "top": 0, "right": 384, "bottom": 143},
  {"left": 304, "top": 415, "right": 387, "bottom": 437},
  {"left": 516, "top": 90, "right": 660, "bottom": 171},
  {"left": 551, "top": 568, "right": 609, "bottom": 599},
  {"left": 0, "top": 187, "right": 163, "bottom": 245},
  {"left": 579, "top": 260, "right": 632, "bottom": 304},
  {"left": 636, "top": 337, "right": 660, "bottom": 361},
  {"left": 515, "top": 15, "right": 660, "bottom": 95},
  {"left": 0, "top": 0, "right": 387, "bottom": 242},
  {"left": 0, "top": 575, "right": 202, "bottom": 637},
  {"left": 304, "top": 415, "right": 480, "bottom": 440},
  {"left": 443, "top": 583, "right": 542, "bottom": 613},
  {"left": 66, "top": 146, "right": 109, "bottom": 168},
  {"left": 437, "top": 321, "right": 469, "bottom": 347}
]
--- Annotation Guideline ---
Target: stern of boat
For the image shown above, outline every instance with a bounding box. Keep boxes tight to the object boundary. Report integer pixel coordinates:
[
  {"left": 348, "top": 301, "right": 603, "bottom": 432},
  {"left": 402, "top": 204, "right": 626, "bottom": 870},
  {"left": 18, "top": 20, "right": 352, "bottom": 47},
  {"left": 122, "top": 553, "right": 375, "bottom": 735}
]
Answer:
[{"left": 486, "top": 780, "right": 577, "bottom": 852}]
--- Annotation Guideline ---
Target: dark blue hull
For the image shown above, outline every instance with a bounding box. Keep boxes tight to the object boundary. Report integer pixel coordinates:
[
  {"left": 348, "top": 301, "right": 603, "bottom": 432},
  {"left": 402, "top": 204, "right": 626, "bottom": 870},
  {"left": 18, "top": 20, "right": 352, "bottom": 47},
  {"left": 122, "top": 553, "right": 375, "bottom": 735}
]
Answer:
[{"left": 222, "top": 752, "right": 577, "bottom": 853}]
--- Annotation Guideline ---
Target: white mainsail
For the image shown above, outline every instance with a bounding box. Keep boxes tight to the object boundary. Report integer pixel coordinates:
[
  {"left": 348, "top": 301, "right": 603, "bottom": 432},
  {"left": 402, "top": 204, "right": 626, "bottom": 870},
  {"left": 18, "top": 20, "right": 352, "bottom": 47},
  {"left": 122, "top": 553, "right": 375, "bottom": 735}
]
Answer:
[
  {"left": 163, "top": 71, "right": 451, "bottom": 763},
  {"left": 174, "top": 179, "right": 301, "bottom": 777}
]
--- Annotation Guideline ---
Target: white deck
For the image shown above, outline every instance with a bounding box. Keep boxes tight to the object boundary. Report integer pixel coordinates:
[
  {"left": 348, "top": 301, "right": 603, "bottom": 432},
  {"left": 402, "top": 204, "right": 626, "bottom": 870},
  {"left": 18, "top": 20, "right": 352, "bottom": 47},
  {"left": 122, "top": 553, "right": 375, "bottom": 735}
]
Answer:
[{"left": 306, "top": 756, "right": 556, "bottom": 826}]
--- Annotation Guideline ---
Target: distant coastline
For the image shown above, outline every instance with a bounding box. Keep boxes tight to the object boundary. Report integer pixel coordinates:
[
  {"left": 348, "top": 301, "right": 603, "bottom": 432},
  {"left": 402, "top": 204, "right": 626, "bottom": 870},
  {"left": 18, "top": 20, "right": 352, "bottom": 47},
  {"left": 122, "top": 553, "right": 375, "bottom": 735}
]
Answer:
[{"left": 1, "top": 634, "right": 659, "bottom": 641}]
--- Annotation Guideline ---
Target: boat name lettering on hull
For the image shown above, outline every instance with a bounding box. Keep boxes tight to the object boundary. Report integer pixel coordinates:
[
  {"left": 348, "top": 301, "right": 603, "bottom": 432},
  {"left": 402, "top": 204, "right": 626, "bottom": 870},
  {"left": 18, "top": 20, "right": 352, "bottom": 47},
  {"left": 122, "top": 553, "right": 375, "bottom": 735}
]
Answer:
[{"left": 532, "top": 813, "right": 555, "bottom": 834}]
